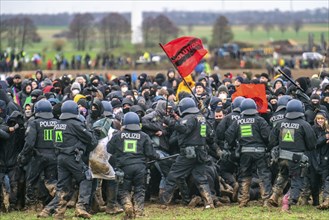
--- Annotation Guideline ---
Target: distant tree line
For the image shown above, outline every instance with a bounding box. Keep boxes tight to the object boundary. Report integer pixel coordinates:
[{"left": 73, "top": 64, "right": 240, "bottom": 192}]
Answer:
[
  {"left": 1, "top": 8, "right": 327, "bottom": 26},
  {"left": 0, "top": 11, "right": 324, "bottom": 52}
]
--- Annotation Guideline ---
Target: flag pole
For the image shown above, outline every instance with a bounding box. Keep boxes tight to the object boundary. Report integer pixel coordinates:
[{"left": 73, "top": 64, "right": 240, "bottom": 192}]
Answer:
[{"left": 159, "top": 43, "right": 205, "bottom": 111}]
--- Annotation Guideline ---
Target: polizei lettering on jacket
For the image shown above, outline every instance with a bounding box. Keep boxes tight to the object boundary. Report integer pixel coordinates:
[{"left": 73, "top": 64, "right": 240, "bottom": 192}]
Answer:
[
  {"left": 121, "top": 132, "right": 141, "bottom": 139},
  {"left": 170, "top": 38, "right": 203, "bottom": 67},
  {"left": 281, "top": 122, "right": 300, "bottom": 129},
  {"left": 231, "top": 115, "right": 240, "bottom": 120},
  {"left": 237, "top": 118, "right": 255, "bottom": 125},
  {"left": 40, "top": 121, "right": 57, "bottom": 127},
  {"left": 270, "top": 114, "right": 284, "bottom": 122},
  {"left": 54, "top": 124, "right": 67, "bottom": 130}
]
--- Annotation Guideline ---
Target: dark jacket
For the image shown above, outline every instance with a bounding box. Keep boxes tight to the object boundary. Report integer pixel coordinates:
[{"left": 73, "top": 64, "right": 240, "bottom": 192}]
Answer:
[
  {"left": 107, "top": 129, "right": 159, "bottom": 167},
  {"left": 269, "top": 108, "right": 285, "bottom": 128},
  {"left": 225, "top": 114, "right": 270, "bottom": 149},
  {"left": 0, "top": 112, "right": 25, "bottom": 169},
  {"left": 311, "top": 124, "right": 329, "bottom": 170},
  {"left": 269, "top": 117, "right": 316, "bottom": 152},
  {"left": 216, "top": 110, "right": 241, "bottom": 147},
  {"left": 54, "top": 118, "right": 97, "bottom": 155},
  {"left": 142, "top": 100, "right": 175, "bottom": 152},
  {"left": 21, "top": 116, "right": 59, "bottom": 157},
  {"left": 175, "top": 112, "right": 208, "bottom": 148}
]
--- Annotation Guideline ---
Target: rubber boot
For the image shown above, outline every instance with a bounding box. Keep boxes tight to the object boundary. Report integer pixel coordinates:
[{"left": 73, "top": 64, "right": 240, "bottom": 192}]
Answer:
[
  {"left": 66, "top": 189, "right": 78, "bottom": 208},
  {"left": 45, "top": 181, "right": 57, "bottom": 198},
  {"left": 54, "top": 192, "right": 68, "bottom": 220},
  {"left": 122, "top": 194, "right": 134, "bottom": 219},
  {"left": 159, "top": 189, "right": 174, "bottom": 205},
  {"left": 198, "top": 184, "right": 214, "bottom": 209},
  {"left": 177, "top": 179, "right": 191, "bottom": 205},
  {"left": 75, "top": 179, "right": 92, "bottom": 219},
  {"left": 238, "top": 178, "right": 251, "bottom": 208},
  {"left": 188, "top": 196, "right": 202, "bottom": 208},
  {"left": 105, "top": 180, "right": 123, "bottom": 215},
  {"left": 37, "top": 208, "right": 51, "bottom": 218},
  {"left": 317, "top": 198, "right": 329, "bottom": 210},
  {"left": 268, "top": 192, "right": 280, "bottom": 207},
  {"left": 299, "top": 196, "right": 309, "bottom": 206},
  {"left": 281, "top": 192, "right": 290, "bottom": 212},
  {"left": 232, "top": 182, "right": 239, "bottom": 202},
  {"left": 312, "top": 193, "right": 319, "bottom": 206}
]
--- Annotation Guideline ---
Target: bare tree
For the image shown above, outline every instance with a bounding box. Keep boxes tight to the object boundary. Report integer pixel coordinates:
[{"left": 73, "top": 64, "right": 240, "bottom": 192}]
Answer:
[
  {"left": 142, "top": 16, "right": 155, "bottom": 47},
  {"left": 262, "top": 21, "right": 274, "bottom": 37},
  {"left": 1, "top": 16, "right": 40, "bottom": 49},
  {"left": 211, "top": 16, "right": 234, "bottom": 47},
  {"left": 142, "top": 14, "right": 179, "bottom": 47},
  {"left": 98, "top": 13, "right": 130, "bottom": 50},
  {"left": 153, "top": 14, "right": 179, "bottom": 44},
  {"left": 277, "top": 22, "right": 288, "bottom": 37},
  {"left": 68, "top": 13, "right": 94, "bottom": 51},
  {"left": 292, "top": 19, "right": 303, "bottom": 35},
  {"left": 20, "top": 17, "right": 40, "bottom": 48}
]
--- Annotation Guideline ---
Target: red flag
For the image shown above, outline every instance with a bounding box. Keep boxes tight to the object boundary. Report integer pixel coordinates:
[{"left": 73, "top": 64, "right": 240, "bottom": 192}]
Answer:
[
  {"left": 161, "top": 36, "right": 207, "bottom": 77},
  {"left": 231, "top": 84, "right": 268, "bottom": 113}
]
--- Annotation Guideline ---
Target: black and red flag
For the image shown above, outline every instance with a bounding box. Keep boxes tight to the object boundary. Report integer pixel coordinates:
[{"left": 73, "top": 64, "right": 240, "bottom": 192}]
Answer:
[
  {"left": 231, "top": 84, "right": 268, "bottom": 113},
  {"left": 160, "top": 36, "right": 208, "bottom": 77}
]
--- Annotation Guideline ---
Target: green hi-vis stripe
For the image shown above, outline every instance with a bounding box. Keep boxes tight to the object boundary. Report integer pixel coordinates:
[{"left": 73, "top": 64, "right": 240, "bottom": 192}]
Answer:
[
  {"left": 240, "top": 124, "right": 252, "bottom": 136},
  {"left": 200, "top": 125, "right": 206, "bottom": 137},
  {"left": 44, "top": 129, "right": 53, "bottom": 141}
]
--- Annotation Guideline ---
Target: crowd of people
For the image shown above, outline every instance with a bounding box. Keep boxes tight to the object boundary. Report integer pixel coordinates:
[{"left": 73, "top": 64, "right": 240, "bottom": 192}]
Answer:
[
  {"left": 0, "top": 51, "right": 131, "bottom": 72},
  {"left": 0, "top": 66, "right": 329, "bottom": 219}
]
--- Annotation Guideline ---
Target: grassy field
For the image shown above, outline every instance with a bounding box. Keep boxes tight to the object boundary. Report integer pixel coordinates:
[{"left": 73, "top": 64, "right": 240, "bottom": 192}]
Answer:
[
  {"left": 23, "top": 23, "right": 328, "bottom": 60},
  {"left": 180, "top": 23, "right": 329, "bottom": 45},
  {"left": 0, "top": 202, "right": 329, "bottom": 220}
]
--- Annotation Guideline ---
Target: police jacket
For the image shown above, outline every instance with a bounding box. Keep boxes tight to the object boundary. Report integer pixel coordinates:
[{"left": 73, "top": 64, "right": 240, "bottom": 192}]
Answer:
[
  {"left": 107, "top": 128, "right": 159, "bottom": 167},
  {"left": 269, "top": 109, "right": 285, "bottom": 128},
  {"left": 54, "top": 118, "right": 97, "bottom": 155},
  {"left": 175, "top": 113, "right": 207, "bottom": 148},
  {"left": 215, "top": 110, "right": 241, "bottom": 146},
  {"left": 21, "top": 116, "right": 58, "bottom": 156},
  {"left": 269, "top": 117, "right": 316, "bottom": 152},
  {"left": 225, "top": 114, "right": 270, "bottom": 149}
]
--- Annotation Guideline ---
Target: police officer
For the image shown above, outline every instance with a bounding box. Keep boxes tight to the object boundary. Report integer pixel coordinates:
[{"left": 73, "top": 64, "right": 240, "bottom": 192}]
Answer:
[
  {"left": 268, "top": 99, "right": 317, "bottom": 210},
  {"left": 18, "top": 100, "right": 58, "bottom": 210},
  {"left": 160, "top": 97, "right": 214, "bottom": 209},
  {"left": 225, "top": 98, "right": 272, "bottom": 207},
  {"left": 52, "top": 100, "right": 97, "bottom": 219},
  {"left": 100, "top": 100, "right": 124, "bottom": 215},
  {"left": 215, "top": 96, "right": 245, "bottom": 202},
  {"left": 107, "top": 112, "right": 159, "bottom": 218},
  {"left": 269, "top": 95, "right": 292, "bottom": 128}
]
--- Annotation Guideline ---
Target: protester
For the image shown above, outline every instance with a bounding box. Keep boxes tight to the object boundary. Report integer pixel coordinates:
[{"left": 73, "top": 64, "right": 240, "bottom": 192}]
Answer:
[{"left": 1, "top": 64, "right": 329, "bottom": 219}]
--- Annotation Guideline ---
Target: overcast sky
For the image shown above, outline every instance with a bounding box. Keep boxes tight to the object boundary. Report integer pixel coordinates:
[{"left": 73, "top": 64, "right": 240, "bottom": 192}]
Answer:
[{"left": 1, "top": 0, "right": 328, "bottom": 14}]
